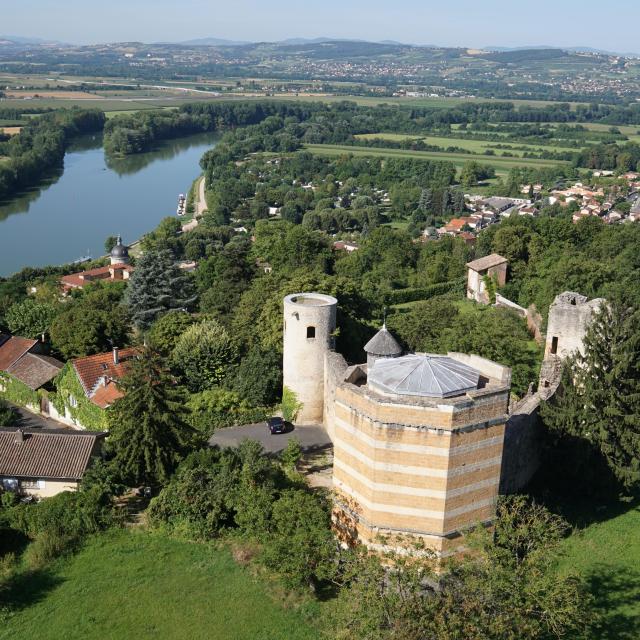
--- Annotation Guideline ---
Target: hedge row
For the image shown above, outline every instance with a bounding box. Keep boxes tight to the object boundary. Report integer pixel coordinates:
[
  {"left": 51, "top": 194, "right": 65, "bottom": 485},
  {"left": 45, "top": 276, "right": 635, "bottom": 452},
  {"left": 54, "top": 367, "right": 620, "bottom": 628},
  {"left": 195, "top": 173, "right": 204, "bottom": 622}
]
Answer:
[{"left": 385, "top": 278, "right": 466, "bottom": 306}]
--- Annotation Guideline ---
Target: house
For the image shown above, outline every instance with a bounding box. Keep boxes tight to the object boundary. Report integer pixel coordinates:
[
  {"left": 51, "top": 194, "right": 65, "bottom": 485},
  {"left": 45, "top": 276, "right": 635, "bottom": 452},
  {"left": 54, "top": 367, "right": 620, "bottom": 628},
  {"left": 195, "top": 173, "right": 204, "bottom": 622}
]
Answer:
[
  {"left": 438, "top": 217, "right": 477, "bottom": 236},
  {"left": 60, "top": 263, "right": 134, "bottom": 293},
  {"left": 56, "top": 347, "right": 138, "bottom": 430},
  {"left": 518, "top": 205, "right": 539, "bottom": 217},
  {"left": 333, "top": 240, "right": 359, "bottom": 252},
  {"left": 0, "top": 427, "right": 106, "bottom": 498},
  {"left": 0, "top": 334, "right": 64, "bottom": 415},
  {"left": 466, "top": 254, "right": 508, "bottom": 304},
  {"left": 60, "top": 236, "right": 133, "bottom": 293},
  {"left": 458, "top": 231, "right": 477, "bottom": 247},
  {"left": 481, "top": 196, "right": 527, "bottom": 213}
]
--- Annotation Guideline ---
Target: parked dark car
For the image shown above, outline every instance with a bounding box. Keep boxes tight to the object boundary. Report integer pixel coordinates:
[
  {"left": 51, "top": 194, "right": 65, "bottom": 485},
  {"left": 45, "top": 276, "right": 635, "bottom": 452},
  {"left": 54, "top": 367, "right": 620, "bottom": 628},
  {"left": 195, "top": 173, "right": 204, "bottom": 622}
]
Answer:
[{"left": 268, "top": 417, "right": 285, "bottom": 434}]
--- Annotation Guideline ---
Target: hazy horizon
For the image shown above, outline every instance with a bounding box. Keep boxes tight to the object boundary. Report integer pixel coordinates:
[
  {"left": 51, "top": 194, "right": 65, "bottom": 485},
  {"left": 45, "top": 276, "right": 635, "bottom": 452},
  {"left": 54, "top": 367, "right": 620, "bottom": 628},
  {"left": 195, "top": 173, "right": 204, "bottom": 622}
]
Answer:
[{"left": 5, "top": 0, "right": 640, "bottom": 53}]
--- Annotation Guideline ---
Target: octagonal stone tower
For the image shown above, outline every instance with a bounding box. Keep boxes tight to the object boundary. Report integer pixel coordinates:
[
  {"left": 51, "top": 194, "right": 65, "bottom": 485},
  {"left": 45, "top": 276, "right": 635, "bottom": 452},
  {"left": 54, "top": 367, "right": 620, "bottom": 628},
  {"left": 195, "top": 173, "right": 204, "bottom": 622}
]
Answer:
[
  {"left": 332, "top": 352, "right": 512, "bottom": 558},
  {"left": 283, "top": 293, "right": 338, "bottom": 424}
]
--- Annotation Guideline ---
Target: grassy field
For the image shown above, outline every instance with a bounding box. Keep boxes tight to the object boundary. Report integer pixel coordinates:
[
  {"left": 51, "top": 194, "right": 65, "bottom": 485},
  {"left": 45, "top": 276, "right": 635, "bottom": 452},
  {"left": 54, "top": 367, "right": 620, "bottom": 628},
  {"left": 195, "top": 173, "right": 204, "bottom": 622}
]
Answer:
[
  {"left": 557, "top": 501, "right": 640, "bottom": 639},
  {"left": 0, "top": 529, "right": 322, "bottom": 640},
  {"left": 355, "top": 132, "right": 577, "bottom": 156},
  {"left": 305, "top": 143, "right": 570, "bottom": 173}
]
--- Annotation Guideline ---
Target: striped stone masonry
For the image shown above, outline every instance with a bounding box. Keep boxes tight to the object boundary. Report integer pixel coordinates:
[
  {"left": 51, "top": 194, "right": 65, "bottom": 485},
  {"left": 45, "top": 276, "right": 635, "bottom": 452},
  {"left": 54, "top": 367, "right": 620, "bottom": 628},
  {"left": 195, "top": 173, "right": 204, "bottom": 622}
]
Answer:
[{"left": 331, "top": 354, "right": 511, "bottom": 557}]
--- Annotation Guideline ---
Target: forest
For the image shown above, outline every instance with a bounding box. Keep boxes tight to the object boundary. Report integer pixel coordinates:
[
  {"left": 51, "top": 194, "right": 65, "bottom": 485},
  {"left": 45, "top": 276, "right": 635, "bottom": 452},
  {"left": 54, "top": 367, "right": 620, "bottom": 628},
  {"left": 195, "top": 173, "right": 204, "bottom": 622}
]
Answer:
[{"left": 0, "top": 108, "right": 105, "bottom": 200}]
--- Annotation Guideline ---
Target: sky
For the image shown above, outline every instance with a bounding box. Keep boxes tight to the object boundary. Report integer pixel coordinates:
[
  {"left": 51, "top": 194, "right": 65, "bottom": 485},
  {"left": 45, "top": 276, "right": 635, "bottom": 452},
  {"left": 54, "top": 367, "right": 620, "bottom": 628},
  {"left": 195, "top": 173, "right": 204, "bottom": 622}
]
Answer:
[{"left": 5, "top": 0, "right": 640, "bottom": 53}]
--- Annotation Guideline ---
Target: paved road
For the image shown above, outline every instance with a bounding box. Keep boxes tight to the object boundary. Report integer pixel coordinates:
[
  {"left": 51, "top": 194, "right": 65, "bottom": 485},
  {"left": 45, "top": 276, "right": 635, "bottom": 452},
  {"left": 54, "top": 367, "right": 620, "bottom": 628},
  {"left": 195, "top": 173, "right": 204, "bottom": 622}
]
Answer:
[
  {"left": 5, "top": 403, "right": 69, "bottom": 430},
  {"left": 209, "top": 422, "right": 332, "bottom": 455}
]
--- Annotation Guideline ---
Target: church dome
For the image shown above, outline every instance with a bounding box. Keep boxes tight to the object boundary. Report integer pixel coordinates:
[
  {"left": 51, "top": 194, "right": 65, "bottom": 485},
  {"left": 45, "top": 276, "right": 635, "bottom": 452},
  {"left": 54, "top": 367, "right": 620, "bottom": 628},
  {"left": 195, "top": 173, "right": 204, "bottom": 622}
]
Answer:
[
  {"left": 368, "top": 353, "right": 480, "bottom": 398},
  {"left": 110, "top": 235, "right": 129, "bottom": 260}
]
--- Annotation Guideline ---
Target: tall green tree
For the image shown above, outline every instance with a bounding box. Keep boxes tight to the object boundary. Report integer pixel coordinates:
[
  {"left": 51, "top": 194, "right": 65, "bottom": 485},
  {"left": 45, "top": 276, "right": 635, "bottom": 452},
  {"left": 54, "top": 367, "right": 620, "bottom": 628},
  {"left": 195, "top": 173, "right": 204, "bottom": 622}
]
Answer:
[
  {"left": 125, "top": 249, "right": 196, "bottom": 330},
  {"left": 0, "top": 399, "right": 19, "bottom": 427},
  {"left": 147, "top": 310, "right": 195, "bottom": 356},
  {"left": 49, "top": 285, "right": 130, "bottom": 359},
  {"left": 5, "top": 298, "right": 58, "bottom": 339},
  {"left": 108, "top": 348, "right": 197, "bottom": 485},
  {"left": 541, "top": 298, "right": 640, "bottom": 491},
  {"left": 171, "top": 319, "right": 238, "bottom": 392}
]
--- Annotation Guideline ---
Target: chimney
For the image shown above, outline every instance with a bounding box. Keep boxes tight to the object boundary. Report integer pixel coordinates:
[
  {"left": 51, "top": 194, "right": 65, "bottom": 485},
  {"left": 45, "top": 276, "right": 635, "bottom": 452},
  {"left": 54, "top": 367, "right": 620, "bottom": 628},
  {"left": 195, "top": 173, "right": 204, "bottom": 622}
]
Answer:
[
  {"left": 113, "top": 347, "right": 119, "bottom": 365},
  {"left": 14, "top": 429, "right": 24, "bottom": 444}
]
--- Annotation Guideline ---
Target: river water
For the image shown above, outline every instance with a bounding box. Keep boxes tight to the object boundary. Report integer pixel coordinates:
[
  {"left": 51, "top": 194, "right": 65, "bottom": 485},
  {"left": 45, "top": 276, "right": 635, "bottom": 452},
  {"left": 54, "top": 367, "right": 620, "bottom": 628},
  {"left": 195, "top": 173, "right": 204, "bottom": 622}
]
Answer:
[{"left": 0, "top": 132, "right": 218, "bottom": 276}]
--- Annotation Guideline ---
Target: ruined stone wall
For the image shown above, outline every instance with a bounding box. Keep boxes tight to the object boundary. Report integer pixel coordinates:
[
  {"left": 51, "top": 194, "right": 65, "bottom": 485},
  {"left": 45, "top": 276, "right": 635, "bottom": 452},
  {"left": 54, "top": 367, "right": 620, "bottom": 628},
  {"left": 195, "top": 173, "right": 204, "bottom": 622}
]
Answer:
[
  {"left": 323, "top": 350, "right": 349, "bottom": 441},
  {"left": 544, "top": 292, "right": 604, "bottom": 360},
  {"left": 499, "top": 393, "right": 543, "bottom": 494}
]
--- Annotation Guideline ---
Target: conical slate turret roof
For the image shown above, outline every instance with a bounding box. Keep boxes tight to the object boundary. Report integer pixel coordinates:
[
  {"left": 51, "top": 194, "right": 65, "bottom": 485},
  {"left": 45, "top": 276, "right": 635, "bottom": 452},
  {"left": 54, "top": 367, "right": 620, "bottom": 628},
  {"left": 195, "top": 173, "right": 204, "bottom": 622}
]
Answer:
[
  {"left": 364, "top": 324, "right": 403, "bottom": 357},
  {"left": 368, "top": 354, "right": 480, "bottom": 398}
]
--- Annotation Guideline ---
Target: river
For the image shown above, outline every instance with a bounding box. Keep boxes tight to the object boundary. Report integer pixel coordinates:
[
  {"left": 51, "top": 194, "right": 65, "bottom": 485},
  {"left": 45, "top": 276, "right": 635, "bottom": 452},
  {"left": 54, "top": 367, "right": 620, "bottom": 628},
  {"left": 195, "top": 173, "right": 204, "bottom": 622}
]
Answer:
[{"left": 0, "top": 132, "right": 219, "bottom": 277}]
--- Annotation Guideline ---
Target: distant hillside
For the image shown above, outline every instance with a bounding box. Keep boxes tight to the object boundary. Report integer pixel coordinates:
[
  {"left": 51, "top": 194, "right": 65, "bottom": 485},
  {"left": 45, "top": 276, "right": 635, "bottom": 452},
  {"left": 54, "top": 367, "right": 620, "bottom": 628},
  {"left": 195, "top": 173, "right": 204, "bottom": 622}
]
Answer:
[
  {"left": 478, "top": 48, "right": 570, "bottom": 63},
  {"left": 181, "top": 37, "right": 250, "bottom": 46}
]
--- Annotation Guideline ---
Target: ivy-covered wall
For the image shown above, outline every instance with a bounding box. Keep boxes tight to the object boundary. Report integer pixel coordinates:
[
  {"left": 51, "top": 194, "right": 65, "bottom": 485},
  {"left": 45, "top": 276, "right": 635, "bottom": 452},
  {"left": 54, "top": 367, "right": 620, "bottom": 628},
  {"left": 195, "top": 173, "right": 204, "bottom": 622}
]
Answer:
[
  {"left": 0, "top": 372, "right": 40, "bottom": 410},
  {"left": 52, "top": 364, "right": 109, "bottom": 431}
]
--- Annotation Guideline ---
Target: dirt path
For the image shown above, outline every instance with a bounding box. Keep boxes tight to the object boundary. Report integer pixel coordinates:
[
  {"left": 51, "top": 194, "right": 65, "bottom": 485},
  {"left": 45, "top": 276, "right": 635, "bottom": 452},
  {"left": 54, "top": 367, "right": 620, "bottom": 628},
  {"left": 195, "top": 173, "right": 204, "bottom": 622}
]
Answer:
[{"left": 196, "top": 176, "right": 207, "bottom": 217}]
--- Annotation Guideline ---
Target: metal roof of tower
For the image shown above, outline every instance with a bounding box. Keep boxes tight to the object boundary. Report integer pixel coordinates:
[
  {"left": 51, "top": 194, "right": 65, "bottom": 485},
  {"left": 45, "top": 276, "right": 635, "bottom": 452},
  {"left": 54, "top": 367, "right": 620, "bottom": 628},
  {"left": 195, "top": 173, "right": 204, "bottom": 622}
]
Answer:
[
  {"left": 368, "top": 353, "right": 480, "bottom": 398},
  {"left": 364, "top": 324, "right": 403, "bottom": 357}
]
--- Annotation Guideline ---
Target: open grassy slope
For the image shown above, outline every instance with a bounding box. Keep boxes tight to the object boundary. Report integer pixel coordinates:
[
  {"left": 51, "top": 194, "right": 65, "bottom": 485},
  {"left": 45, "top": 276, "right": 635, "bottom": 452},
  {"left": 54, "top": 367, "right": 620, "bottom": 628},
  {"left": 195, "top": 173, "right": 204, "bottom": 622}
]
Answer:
[
  {"left": 557, "top": 501, "right": 640, "bottom": 639},
  {"left": 0, "top": 529, "right": 320, "bottom": 640}
]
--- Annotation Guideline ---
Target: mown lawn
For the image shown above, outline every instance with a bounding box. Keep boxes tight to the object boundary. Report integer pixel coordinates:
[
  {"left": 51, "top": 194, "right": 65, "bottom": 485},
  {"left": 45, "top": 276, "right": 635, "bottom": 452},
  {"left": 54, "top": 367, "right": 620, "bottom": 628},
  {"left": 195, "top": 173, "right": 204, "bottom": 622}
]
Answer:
[
  {"left": 557, "top": 501, "right": 640, "bottom": 639},
  {"left": 0, "top": 529, "right": 323, "bottom": 640}
]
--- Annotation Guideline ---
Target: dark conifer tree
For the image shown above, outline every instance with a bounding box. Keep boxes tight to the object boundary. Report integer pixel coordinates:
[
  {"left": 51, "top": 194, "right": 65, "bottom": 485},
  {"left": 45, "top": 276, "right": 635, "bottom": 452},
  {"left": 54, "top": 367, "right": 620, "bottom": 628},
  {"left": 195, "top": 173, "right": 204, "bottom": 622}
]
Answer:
[
  {"left": 108, "top": 347, "right": 197, "bottom": 485},
  {"left": 541, "top": 298, "right": 640, "bottom": 491},
  {"left": 125, "top": 249, "right": 196, "bottom": 330}
]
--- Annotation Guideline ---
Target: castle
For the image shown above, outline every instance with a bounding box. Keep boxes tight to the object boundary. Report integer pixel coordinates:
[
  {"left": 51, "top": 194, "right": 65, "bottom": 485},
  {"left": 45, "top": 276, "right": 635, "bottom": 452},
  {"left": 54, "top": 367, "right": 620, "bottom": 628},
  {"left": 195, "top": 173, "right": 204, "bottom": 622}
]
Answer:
[{"left": 282, "top": 289, "right": 602, "bottom": 558}]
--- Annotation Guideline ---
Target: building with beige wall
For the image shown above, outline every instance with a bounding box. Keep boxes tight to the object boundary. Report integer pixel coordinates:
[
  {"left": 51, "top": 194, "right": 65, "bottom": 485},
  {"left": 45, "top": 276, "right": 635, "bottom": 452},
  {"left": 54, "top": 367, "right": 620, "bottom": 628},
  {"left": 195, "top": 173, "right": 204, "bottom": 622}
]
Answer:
[
  {"left": 0, "top": 428, "right": 105, "bottom": 499},
  {"left": 538, "top": 291, "right": 604, "bottom": 395},
  {"left": 329, "top": 352, "right": 511, "bottom": 558},
  {"left": 466, "top": 254, "right": 508, "bottom": 304}
]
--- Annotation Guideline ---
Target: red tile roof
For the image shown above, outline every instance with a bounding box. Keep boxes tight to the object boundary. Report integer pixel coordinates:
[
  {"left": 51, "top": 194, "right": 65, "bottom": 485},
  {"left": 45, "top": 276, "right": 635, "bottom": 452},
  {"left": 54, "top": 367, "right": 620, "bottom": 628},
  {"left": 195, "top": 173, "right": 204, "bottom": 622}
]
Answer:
[
  {"left": 91, "top": 381, "right": 124, "bottom": 409},
  {"left": 72, "top": 348, "right": 138, "bottom": 407},
  {"left": 60, "top": 264, "right": 133, "bottom": 290},
  {"left": 0, "top": 428, "right": 105, "bottom": 480},
  {"left": 0, "top": 335, "right": 38, "bottom": 371}
]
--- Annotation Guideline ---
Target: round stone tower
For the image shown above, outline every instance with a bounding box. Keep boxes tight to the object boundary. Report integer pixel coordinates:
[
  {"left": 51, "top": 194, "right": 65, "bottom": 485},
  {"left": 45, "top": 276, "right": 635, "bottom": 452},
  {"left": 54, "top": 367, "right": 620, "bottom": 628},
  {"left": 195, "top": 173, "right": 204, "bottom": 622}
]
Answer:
[{"left": 283, "top": 292, "right": 338, "bottom": 425}]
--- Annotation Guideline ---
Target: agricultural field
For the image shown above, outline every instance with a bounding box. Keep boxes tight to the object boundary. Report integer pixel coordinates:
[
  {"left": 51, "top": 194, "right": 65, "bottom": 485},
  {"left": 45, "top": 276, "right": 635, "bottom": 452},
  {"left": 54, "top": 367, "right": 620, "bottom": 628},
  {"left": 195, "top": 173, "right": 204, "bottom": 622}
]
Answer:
[
  {"left": 305, "top": 143, "right": 570, "bottom": 174},
  {"left": 355, "top": 132, "right": 578, "bottom": 156},
  {"left": 0, "top": 529, "right": 323, "bottom": 640}
]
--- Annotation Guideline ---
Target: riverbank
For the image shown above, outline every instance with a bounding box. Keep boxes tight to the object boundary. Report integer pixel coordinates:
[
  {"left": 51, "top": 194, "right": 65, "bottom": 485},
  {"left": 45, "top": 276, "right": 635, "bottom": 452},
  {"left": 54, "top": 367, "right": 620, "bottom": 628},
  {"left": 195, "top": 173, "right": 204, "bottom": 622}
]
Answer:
[
  {"left": 181, "top": 176, "right": 207, "bottom": 232},
  {"left": 0, "top": 132, "right": 218, "bottom": 276}
]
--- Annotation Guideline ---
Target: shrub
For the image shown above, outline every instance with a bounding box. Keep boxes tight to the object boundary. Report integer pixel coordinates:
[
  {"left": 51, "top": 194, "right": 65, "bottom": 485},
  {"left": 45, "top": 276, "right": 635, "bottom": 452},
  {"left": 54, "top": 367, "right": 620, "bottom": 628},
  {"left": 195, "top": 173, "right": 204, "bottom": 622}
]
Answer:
[
  {"left": 280, "top": 386, "right": 302, "bottom": 423},
  {"left": 23, "top": 530, "right": 75, "bottom": 569}
]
